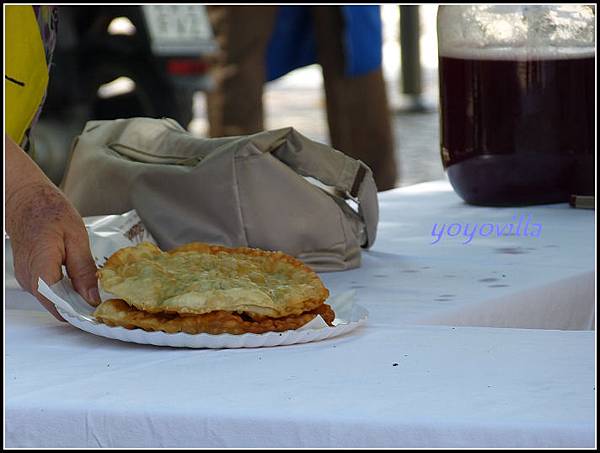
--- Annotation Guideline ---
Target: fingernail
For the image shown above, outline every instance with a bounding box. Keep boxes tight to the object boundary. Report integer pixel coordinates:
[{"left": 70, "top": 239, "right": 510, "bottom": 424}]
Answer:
[{"left": 87, "top": 287, "right": 101, "bottom": 305}]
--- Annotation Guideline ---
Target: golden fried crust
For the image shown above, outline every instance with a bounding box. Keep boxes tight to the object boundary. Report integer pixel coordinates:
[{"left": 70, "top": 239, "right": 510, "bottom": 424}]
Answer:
[
  {"left": 97, "top": 242, "right": 329, "bottom": 318},
  {"left": 94, "top": 299, "right": 336, "bottom": 335}
]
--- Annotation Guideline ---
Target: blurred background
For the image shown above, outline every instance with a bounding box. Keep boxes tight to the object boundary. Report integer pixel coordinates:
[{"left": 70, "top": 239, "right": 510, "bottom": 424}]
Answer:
[{"left": 34, "top": 5, "right": 445, "bottom": 188}]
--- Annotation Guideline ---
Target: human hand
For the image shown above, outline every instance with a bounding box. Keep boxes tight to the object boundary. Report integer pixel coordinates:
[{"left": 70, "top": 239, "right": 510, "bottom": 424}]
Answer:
[{"left": 6, "top": 181, "right": 100, "bottom": 322}]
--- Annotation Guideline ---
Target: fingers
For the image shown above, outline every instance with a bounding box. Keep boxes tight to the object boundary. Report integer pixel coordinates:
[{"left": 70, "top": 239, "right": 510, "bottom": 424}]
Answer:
[
  {"left": 31, "top": 248, "right": 67, "bottom": 322},
  {"left": 14, "top": 242, "right": 67, "bottom": 322},
  {"left": 65, "top": 233, "right": 100, "bottom": 307},
  {"left": 34, "top": 293, "right": 66, "bottom": 322},
  {"left": 14, "top": 234, "right": 98, "bottom": 321},
  {"left": 14, "top": 270, "right": 66, "bottom": 322},
  {"left": 5, "top": 175, "right": 99, "bottom": 323}
]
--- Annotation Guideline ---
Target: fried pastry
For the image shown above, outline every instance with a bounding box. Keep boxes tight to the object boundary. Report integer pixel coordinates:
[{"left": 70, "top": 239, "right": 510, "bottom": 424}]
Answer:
[
  {"left": 94, "top": 298, "right": 335, "bottom": 335},
  {"left": 94, "top": 242, "right": 334, "bottom": 334}
]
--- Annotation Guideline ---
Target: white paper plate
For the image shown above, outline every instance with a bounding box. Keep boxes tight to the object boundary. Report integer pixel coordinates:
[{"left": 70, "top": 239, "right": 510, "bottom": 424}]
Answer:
[{"left": 38, "top": 278, "right": 368, "bottom": 349}]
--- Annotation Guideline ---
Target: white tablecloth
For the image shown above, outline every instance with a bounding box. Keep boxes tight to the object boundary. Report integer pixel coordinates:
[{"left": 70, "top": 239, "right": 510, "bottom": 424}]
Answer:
[{"left": 5, "top": 181, "right": 596, "bottom": 448}]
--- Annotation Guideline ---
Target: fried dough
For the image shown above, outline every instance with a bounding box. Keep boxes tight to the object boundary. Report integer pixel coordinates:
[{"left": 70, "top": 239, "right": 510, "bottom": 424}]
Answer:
[
  {"left": 98, "top": 242, "right": 329, "bottom": 318},
  {"left": 94, "top": 298, "right": 335, "bottom": 335}
]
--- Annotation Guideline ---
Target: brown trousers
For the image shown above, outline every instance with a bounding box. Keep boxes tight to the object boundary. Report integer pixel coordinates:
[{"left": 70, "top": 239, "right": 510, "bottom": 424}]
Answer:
[{"left": 206, "top": 6, "right": 398, "bottom": 191}]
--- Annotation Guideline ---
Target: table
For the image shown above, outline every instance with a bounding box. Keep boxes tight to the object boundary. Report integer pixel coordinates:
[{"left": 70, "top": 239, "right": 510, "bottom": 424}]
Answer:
[{"left": 5, "top": 181, "right": 596, "bottom": 448}]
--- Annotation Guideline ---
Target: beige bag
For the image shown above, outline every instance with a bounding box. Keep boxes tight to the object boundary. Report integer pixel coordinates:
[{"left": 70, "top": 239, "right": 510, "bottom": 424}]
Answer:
[{"left": 61, "top": 117, "right": 379, "bottom": 271}]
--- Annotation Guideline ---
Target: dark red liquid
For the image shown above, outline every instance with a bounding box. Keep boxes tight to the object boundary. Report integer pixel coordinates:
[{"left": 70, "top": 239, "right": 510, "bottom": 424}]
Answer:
[{"left": 439, "top": 55, "right": 595, "bottom": 205}]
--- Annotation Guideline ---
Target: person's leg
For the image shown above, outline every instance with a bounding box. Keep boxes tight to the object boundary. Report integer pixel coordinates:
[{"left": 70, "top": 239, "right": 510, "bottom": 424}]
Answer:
[
  {"left": 312, "top": 7, "right": 398, "bottom": 191},
  {"left": 205, "top": 6, "right": 278, "bottom": 137}
]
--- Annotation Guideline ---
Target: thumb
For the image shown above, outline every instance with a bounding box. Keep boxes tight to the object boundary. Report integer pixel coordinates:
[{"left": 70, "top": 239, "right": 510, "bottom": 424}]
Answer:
[{"left": 64, "top": 235, "right": 100, "bottom": 307}]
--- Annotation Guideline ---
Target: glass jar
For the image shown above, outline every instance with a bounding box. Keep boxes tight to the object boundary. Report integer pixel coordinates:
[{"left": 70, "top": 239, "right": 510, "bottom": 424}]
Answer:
[{"left": 437, "top": 5, "right": 595, "bottom": 206}]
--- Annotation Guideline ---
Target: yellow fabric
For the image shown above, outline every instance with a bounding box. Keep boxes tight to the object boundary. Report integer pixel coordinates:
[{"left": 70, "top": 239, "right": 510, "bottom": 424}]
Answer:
[{"left": 5, "top": 5, "right": 49, "bottom": 145}]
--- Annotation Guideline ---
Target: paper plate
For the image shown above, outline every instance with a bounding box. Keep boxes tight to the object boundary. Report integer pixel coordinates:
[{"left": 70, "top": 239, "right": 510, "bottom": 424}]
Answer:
[{"left": 38, "top": 278, "right": 368, "bottom": 349}]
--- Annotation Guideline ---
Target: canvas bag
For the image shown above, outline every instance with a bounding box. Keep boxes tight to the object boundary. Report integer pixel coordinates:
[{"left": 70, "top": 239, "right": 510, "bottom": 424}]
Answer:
[{"left": 61, "top": 117, "right": 379, "bottom": 271}]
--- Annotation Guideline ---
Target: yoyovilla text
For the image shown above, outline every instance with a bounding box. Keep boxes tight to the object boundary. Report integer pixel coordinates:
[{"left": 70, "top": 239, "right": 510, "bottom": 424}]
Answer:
[{"left": 431, "top": 214, "right": 542, "bottom": 245}]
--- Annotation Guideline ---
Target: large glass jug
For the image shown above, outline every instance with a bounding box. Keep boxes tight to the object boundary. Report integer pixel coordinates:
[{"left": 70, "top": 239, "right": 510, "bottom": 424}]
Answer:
[{"left": 437, "top": 5, "right": 595, "bottom": 206}]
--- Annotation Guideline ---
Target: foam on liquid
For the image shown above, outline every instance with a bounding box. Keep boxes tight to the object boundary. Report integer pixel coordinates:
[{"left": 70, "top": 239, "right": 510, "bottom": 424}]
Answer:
[{"left": 439, "top": 46, "right": 596, "bottom": 61}]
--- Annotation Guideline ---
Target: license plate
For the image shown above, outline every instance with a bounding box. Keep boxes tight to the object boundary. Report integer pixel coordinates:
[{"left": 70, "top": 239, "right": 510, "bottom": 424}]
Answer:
[{"left": 142, "top": 5, "right": 215, "bottom": 56}]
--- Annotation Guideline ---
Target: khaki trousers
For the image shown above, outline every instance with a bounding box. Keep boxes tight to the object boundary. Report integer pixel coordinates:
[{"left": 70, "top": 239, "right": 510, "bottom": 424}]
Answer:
[{"left": 206, "top": 6, "right": 398, "bottom": 190}]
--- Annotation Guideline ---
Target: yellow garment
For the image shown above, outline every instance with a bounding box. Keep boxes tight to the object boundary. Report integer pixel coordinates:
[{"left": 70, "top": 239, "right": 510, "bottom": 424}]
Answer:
[{"left": 5, "top": 5, "right": 49, "bottom": 146}]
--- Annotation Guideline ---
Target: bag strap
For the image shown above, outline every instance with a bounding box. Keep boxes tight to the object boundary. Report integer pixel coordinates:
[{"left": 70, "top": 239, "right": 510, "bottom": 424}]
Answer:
[
  {"left": 97, "top": 117, "right": 228, "bottom": 165},
  {"left": 251, "top": 128, "right": 379, "bottom": 247}
]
